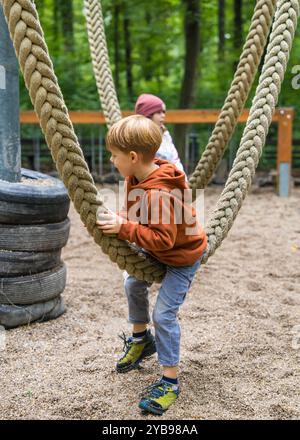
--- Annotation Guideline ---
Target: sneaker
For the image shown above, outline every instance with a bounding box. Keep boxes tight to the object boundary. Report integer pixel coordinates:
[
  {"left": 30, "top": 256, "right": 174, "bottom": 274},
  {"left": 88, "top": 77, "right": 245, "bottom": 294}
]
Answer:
[
  {"left": 116, "top": 330, "right": 156, "bottom": 373},
  {"left": 139, "top": 379, "right": 180, "bottom": 415}
]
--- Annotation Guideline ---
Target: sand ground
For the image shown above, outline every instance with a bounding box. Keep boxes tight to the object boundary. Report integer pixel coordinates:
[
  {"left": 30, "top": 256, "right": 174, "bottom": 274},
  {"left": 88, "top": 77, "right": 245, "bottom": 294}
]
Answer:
[{"left": 0, "top": 185, "right": 300, "bottom": 420}]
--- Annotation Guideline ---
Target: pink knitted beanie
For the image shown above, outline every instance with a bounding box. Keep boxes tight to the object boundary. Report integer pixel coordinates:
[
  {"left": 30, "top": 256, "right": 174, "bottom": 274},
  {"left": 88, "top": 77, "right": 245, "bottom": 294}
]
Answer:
[{"left": 135, "top": 94, "right": 165, "bottom": 117}]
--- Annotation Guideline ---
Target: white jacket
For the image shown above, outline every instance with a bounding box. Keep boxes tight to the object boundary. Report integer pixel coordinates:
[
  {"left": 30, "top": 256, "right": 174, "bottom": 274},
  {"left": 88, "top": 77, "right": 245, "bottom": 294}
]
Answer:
[{"left": 156, "top": 130, "right": 185, "bottom": 174}]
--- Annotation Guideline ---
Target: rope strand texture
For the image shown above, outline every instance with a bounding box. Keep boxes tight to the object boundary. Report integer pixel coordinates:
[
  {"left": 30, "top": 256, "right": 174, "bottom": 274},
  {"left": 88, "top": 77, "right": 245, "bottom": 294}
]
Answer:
[
  {"left": 2, "top": 0, "right": 298, "bottom": 280},
  {"left": 1, "top": 0, "right": 165, "bottom": 283},
  {"left": 189, "top": 0, "right": 277, "bottom": 191},
  {"left": 204, "top": 0, "right": 299, "bottom": 261},
  {"left": 84, "top": 0, "right": 122, "bottom": 127},
  {"left": 85, "top": 0, "right": 276, "bottom": 187}
]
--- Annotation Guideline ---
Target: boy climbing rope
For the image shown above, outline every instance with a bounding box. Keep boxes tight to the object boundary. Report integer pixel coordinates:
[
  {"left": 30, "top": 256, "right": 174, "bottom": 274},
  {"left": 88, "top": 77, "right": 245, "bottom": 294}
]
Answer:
[{"left": 96, "top": 115, "right": 207, "bottom": 415}]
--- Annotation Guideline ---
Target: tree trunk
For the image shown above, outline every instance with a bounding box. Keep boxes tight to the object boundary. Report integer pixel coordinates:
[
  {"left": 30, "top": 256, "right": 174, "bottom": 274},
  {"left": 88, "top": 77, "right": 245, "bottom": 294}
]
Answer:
[
  {"left": 174, "top": 0, "right": 201, "bottom": 161},
  {"left": 113, "top": 2, "right": 120, "bottom": 91},
  {"left": 144, "top": 12, "right": 153, "bottom": 81},
  {"left": 218, "top": 0, "right": 225, "bottom": 62},
  {"left": 52, "top": 0, "right": 60, "bottom": 53},
  {"left": 123, "top": 7, "right": 134, "bottom": 102},
  {"left": 60, "top": 0, "right": 75, "bottom": 53},
  {"left": 233, "top": 0, "right": 242, "bottom": 72}
]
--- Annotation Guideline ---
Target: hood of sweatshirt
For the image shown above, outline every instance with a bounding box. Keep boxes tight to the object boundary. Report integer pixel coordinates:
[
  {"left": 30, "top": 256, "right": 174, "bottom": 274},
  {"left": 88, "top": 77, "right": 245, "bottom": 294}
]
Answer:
[{"left": 127, "top": 159, "right": 187, "bottom": 192}]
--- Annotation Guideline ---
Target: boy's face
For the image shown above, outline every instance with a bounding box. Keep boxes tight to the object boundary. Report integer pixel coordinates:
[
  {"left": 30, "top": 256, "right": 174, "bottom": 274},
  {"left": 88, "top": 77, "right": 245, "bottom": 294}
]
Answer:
[{"left": 109, "top": 145, "right": 138, "bottom": 178}]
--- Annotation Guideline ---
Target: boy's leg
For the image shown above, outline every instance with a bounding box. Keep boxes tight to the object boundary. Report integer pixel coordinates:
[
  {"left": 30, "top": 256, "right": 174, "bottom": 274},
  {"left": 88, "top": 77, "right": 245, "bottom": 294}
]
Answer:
[
  {"left": 123, "top": 271, "right": 151, "bottom": 325},
  {"left": 153, "top": 260, "right": 201, "bottom": 367},
  {"left": 116, "top": 272, "right": 156, "bottom": 373},
  {"left": 139, "top": 259, "right": 201, "bottom": 414}
]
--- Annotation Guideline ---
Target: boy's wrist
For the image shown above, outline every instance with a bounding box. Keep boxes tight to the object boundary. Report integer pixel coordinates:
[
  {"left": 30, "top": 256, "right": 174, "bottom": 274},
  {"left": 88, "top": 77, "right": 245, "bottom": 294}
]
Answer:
[{"left": 117, "top": 220, "right": 136, "bottom": 242}]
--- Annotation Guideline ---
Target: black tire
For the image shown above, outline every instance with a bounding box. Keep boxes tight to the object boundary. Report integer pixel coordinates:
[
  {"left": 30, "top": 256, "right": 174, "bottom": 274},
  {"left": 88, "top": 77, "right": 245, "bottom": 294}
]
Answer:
[
  {"left": 0, "top": 263, "right": 67, "bottom": 305},
  {"left": 0, "top": 218, "right": 70, "bottom": 252},
  {"left": 0, "top": 296, "right": 66, "bottom": 329},
  {"left": 0, "top": 168, "right": 70, "bottom": 224},
  {"left": 0, "top": 249, "right": 62, "bottom": 277}
]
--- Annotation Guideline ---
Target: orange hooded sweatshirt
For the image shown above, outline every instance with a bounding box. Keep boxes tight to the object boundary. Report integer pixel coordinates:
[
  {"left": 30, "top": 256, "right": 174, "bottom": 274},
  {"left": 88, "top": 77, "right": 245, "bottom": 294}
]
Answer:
[{"left": 117, "top": 159, "right": 207, "bottom": 266}]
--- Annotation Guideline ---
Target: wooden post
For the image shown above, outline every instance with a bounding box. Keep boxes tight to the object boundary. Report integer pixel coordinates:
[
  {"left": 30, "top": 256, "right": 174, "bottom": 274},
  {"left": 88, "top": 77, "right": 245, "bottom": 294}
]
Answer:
[{"left": 277, "top": 108, "right": 294, "bottom": 197}]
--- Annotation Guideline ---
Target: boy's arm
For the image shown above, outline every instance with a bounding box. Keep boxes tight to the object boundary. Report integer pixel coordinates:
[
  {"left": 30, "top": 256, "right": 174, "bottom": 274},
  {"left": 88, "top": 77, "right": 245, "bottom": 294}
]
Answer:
[
  {"left": 162, "top": 131, "right": 185, "bottom": 173},
  {"left": 117, "top": 191, "right": 177, "bottom": 251},
  {"left": 117, "top": 209, "right": 128, "bottom": 220}
]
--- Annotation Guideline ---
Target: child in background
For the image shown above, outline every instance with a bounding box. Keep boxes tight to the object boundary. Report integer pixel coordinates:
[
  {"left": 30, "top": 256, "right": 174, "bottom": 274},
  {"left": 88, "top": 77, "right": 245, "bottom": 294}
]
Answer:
[
  {"left": 96, "top": 115, "right": 207, "bottom": 415},
  {"left": 135, "top": 93, "right": 186, "bottom": 175}
]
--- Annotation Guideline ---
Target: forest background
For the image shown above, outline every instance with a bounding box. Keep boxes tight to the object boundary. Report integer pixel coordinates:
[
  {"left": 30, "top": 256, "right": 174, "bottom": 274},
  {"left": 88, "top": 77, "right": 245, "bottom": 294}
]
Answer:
[{"left": 20, "top": 0, "right": 300, "bottom": 173}]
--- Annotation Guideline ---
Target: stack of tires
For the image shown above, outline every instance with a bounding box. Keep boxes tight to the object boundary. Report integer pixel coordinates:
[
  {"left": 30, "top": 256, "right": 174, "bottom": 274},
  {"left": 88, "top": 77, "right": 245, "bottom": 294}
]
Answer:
[{"left": 0, "top": 169, "right": 70, "bottom": 329}]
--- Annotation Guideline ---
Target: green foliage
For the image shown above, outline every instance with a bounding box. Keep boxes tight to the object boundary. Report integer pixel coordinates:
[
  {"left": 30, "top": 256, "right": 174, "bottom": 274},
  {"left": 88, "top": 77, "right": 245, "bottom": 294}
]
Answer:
[{"left": 19, "top": 0, "right": 300, "bottom": 170}]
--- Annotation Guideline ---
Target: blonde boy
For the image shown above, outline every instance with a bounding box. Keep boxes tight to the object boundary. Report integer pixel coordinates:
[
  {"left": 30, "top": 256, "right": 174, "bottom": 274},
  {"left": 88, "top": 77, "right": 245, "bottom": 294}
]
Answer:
[{"left": 97, "top": 115, "right": 207, "bottom": 415}]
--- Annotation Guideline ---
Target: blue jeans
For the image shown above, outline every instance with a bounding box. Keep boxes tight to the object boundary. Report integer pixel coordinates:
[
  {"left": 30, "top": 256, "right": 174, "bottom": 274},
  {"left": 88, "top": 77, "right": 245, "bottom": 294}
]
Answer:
[{"left": 123, "top": 255, "right": 204, "bottom": 366}]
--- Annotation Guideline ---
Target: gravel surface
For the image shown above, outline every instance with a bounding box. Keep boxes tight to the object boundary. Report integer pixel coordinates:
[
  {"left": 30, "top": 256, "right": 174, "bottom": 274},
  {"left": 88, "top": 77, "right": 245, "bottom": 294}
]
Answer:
[{"left": 1, "top": 185, "right": 299, "bottom": 420}]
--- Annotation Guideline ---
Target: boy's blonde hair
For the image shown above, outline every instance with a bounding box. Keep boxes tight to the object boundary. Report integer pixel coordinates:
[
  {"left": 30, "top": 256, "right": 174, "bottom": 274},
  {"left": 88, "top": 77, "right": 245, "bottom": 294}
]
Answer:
[{"left": 106, "top": 115, "right": 162, "bottom": 161}]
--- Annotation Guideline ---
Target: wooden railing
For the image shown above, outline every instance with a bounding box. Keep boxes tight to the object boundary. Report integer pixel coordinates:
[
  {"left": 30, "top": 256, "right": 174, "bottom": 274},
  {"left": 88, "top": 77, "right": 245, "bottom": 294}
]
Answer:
[{"left": 20, "top": 107, "right": 295, "bottom": 196}]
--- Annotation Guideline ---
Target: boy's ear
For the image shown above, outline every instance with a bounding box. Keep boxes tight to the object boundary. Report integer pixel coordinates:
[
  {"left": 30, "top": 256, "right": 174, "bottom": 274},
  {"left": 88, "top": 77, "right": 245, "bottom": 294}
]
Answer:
[{"left": 129, "top": 151, "right": 139, "bottom": 163}]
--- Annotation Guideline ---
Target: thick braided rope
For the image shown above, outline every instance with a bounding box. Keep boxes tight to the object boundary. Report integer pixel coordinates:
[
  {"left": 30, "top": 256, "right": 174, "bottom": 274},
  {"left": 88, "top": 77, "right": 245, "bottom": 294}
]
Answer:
[
  {"left": 84, "top": 0, "right": 122, "bottom": 127},
  {"left": 204, "top": 0, "right": 299, "bottom": 261},
  {"left": 1, "top": 0, "right": 165, "bottom": 283},
  {"left": 189, "top": 0, "right": 277, "bottom": 191}
]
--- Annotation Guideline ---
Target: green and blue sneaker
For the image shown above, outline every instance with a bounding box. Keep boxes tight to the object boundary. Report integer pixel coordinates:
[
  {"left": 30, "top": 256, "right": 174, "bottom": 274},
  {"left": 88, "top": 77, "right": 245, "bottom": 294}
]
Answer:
[
  {"left": 116, "top": 330, "right": 156, "bottom": 373},
  {"left": 139, "top": 379, "right": 180, "bottom": 415}
]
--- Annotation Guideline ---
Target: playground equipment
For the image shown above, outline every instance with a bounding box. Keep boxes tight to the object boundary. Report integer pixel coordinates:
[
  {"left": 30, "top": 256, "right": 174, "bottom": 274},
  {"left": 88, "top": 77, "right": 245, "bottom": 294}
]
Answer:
[
  {"left": 0, "top": 5, "right": 70, "bottom": 328},
  {"left": 85, "top": 0, "right": 296, "bottom": 198},
  {"left": 19, "top": 107, "right": 295, "bottom": 196},
  {"left": 0, "top": 1, "right": 20, "bottom": 182},
  {"left": 0, "top": 0, "right": 299, "bottom": 289}
]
